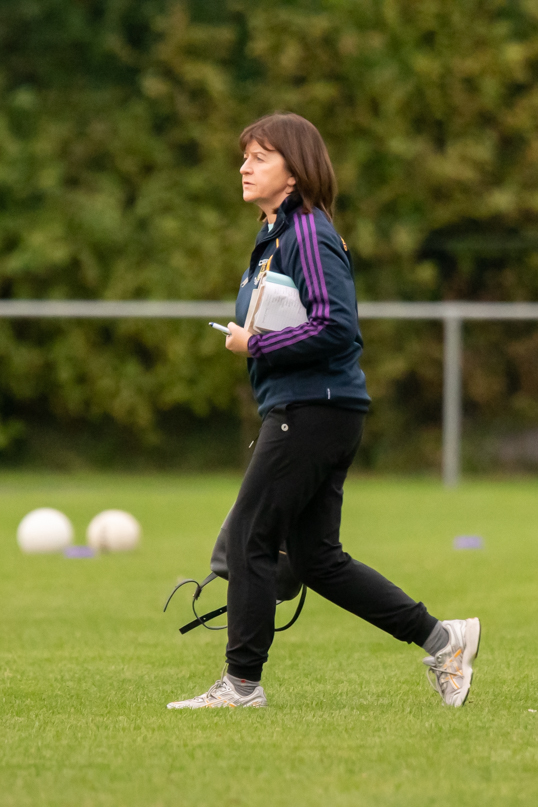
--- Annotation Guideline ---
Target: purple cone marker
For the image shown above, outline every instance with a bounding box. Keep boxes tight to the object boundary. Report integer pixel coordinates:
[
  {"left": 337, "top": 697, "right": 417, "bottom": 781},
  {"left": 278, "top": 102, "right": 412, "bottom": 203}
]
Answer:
[
  {"left": 64, "top": 546, "right": 96, "bottom": 558},
  {"left": 453, "top": 535, "right": 484, "bottom": 550}
]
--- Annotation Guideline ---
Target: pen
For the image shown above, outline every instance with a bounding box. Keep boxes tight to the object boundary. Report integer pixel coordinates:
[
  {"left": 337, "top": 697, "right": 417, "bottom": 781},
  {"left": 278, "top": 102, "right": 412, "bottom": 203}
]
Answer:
[{"left": 209, "top": 322, "right": 231, "bottom": 336}]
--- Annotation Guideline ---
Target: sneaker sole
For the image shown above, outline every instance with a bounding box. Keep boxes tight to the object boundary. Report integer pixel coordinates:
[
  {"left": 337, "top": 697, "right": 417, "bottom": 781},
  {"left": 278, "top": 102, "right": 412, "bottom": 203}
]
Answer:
[
  {"left": 459, "top": 617, "right": 481, "bottom": 707},
  {"left": 166, "top": 698, "right": 267, "bottom": 710}
]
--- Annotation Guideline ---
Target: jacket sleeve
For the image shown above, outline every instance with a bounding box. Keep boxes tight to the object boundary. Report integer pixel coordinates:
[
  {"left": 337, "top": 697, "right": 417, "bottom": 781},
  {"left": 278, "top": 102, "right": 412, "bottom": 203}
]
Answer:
[{"left": 247, "top": 212, "right": 358, "bottom": 367}]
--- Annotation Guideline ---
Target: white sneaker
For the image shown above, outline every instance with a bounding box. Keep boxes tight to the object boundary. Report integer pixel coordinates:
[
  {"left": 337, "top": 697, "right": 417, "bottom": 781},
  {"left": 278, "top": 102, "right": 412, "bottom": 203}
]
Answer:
[
  {"left": 423, "top": 618, "right": 481, "bottom": 707},
  {"left": 167, "top": 675, "right": 267, "bottom": 710}
]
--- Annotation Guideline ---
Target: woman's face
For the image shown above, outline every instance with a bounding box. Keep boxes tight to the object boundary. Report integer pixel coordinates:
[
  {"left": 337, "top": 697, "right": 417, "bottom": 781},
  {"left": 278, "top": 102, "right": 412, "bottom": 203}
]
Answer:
[{"left": 240, "top": 140, "right": 296, "bottom": 219}]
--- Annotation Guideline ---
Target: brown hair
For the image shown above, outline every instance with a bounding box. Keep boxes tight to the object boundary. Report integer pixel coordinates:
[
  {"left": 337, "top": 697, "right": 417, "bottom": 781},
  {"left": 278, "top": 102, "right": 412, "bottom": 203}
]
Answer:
[{"left": 239, "top": 112, "right": 337, "bottom": 221}]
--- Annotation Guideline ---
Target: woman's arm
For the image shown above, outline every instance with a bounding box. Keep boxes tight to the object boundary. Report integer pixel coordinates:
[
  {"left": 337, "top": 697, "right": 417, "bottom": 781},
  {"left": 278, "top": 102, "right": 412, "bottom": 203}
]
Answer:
[{"left": 247, "top": 212, "right": 358, "bottom": 367}]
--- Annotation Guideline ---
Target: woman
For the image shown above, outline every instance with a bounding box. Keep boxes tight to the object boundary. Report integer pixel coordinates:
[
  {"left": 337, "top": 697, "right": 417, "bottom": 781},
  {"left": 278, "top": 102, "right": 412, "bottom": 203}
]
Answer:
[{"left": 167, "top": 113, "right": 480, "bottom": 710}]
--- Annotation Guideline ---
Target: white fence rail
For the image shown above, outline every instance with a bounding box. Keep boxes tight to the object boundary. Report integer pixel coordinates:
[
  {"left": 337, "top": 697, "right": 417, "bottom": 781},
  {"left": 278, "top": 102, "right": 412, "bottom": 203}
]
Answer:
[
  {"left": 0, "top": 300, "right": 235, "bottom": 319},
  {"left": 2, "top": 299, "right": 537, "bottom": 486}
]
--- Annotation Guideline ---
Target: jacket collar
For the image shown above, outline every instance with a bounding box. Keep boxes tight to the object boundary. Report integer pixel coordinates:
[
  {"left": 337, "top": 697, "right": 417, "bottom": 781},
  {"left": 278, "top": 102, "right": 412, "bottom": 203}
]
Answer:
[{"left": 254, "top": 194, "right": 304, "bottom": 246}]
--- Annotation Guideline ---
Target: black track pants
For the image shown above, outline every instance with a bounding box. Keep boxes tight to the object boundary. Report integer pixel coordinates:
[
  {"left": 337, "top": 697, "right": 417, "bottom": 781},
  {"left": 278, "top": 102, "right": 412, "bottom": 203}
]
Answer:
[{"left": 225, "top": 405, "right": 437, "bottom": 680}]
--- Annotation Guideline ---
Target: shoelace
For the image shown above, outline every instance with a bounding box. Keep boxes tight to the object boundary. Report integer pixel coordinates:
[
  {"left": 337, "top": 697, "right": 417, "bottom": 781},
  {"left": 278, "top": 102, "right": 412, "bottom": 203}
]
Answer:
[
  {"left": 195, "top": 679, "right": 230, "bottom": 703},
  {"left": 425, "top": 653, "right": 463, "bottom": 695}
]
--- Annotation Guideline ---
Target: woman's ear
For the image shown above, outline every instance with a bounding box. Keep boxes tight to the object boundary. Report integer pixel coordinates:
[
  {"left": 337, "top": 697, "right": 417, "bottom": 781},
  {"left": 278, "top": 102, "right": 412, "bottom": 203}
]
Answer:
[{"left": 286, "top": 175, "right": 297, "bottom": 193}]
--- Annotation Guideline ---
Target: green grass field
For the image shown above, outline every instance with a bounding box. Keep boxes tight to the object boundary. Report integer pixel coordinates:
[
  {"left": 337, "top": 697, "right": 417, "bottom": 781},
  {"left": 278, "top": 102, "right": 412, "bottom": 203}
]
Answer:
[{"left": 1, "top": 472, "right": 538, "bottom": 807}]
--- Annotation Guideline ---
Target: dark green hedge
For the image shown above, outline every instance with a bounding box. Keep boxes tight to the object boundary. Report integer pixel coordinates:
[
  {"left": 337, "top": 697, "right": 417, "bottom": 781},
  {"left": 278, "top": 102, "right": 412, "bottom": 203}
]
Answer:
[{"left": 1, "top": 0, "right": 537, "bottom": 469}]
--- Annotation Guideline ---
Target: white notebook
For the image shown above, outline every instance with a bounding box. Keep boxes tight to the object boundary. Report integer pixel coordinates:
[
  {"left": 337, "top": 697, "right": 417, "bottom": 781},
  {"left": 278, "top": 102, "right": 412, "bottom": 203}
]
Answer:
[{"left": 245, "top": 272, "right": 308, "bottom": 335}]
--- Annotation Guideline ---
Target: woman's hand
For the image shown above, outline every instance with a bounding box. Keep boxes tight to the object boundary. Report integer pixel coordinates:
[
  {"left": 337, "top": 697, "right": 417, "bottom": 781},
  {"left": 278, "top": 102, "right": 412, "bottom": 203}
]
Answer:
[{"left": 225, "top": 323, "right": 252, "bottom": 356}]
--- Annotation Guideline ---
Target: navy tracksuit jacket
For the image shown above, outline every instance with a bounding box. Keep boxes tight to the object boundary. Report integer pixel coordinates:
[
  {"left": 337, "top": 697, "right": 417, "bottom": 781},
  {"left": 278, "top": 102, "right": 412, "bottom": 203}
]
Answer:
[{"left": 235, "top": 195, "right": 371, "bottom": 417}]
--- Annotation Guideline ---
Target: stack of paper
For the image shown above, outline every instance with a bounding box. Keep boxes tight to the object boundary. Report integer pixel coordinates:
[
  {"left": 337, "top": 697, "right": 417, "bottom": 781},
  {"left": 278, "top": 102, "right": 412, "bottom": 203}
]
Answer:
[{"left": 245, "top": 271, "right": 308, "bottom": 335}]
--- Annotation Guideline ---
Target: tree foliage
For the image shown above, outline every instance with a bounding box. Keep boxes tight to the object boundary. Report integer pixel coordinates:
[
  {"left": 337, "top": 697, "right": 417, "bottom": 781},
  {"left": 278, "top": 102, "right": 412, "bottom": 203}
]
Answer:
[{"left": 1, "top": 0, "right": 537, "bottom": 468}]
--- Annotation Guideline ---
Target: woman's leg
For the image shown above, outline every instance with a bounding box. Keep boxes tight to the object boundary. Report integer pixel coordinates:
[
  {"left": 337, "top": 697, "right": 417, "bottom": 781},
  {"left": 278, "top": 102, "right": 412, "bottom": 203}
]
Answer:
[
  {"left": 225, "top": 405, "right": 334, "bottom": 679},
  {"left": 286, "top": 464, "right": 437, "bottom": 645},
  {"left": 225, "top": 405, "right": 436, "bottom": 680}
]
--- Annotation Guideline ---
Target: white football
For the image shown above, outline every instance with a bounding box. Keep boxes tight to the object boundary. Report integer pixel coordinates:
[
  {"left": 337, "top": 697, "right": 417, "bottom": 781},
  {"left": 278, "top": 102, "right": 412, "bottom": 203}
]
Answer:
[
  {"left": 86, "top": 510, "right": 141, "bottom": 552},
  {"left": 17, "top": 508, "right": 74, "bottom": 554}
]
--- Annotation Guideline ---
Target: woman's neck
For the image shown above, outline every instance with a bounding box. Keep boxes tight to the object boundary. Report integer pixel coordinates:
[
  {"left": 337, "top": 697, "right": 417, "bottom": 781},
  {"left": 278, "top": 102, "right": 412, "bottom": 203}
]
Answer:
[{"left": 259, "top": 189, "right": 293, "bottom": 224}]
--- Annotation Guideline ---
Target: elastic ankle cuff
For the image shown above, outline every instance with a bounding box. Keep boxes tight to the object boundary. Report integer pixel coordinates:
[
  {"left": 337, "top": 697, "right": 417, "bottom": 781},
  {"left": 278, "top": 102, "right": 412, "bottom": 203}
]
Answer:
[
  {"left": 227, "top": 663, "right": 263, "bottom": 681},
  {"left": 412, "top": 613, "right": 440, "bottom": 648}
]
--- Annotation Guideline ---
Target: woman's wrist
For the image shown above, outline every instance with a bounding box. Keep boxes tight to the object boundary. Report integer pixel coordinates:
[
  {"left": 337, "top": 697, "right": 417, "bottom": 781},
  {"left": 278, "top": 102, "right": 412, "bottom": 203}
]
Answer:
[{"left": 225, "top": 323, "right": 252, "bottom": 356}]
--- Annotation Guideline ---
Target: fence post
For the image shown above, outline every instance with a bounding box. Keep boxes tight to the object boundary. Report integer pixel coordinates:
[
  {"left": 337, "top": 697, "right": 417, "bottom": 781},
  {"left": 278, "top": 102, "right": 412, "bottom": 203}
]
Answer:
[{"left": 442, "top": 316, "right": 463, "bottom": 487}]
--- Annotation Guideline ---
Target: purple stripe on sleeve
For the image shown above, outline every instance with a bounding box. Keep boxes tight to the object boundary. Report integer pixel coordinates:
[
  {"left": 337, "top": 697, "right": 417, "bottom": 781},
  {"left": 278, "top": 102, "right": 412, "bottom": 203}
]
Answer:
[
  {"left": 294, "top": 214, "right": 315, "bottom": 305},
  {"left": 255, "top": 320, "right": 323, "bottom": 350},
  {"left": 253, "top": 324, "right": 313, "bottom": 350},
  {"left": 301, "top": 216, "right": 321, "bottom": 318},
  {"left": 259, "top": 321, "right": 325, "bottom": 353},
  {"left": 248, "top": 334, "right": 264, "bottom": 358},
  {"left": 308, "top": 213, "right": 330, "bottom": 320}
]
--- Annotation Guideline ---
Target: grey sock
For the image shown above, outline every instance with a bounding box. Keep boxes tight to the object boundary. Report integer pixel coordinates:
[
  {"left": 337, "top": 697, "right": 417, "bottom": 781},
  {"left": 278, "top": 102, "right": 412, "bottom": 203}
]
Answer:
[
  {"left": 226, "top": 673, "right": 260, "bottom": 696},
  {"left": 422, "top": 621, "right": 450, "bottom": 656}
]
